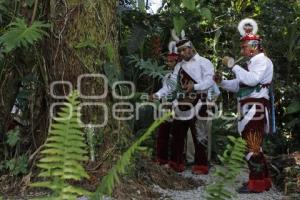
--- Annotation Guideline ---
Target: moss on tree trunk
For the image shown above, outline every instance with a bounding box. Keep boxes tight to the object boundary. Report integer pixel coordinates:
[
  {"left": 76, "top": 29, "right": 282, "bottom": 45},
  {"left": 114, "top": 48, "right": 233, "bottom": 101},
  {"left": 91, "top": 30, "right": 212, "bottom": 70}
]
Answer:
[{"left": 37, "top": 0, "right": 129, "bottom": 161}]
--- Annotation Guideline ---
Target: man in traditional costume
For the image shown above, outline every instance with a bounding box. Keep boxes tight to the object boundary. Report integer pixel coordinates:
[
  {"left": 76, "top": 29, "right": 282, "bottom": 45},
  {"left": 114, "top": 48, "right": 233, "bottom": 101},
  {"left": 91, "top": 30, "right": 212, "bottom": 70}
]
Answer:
[
  {"left": 153, "top": 40, "right": 180, "bottom": 165},
  {"left": 216, "top": 18, "right": 273, "bottom": 193},
  {"left": 167, "top": 30, "right": 216, "bottom": 174}
]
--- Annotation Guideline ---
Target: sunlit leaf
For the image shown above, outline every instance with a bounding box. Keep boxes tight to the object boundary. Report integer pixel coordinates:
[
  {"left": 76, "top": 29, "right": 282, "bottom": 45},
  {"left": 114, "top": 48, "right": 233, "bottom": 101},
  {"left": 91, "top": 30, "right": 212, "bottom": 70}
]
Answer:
[
  {"left": 182, "top": 0, "right": 195, "bottom": 11},
  {"left": 200, "top": 7, "right": 212, "bottom": 22},
  {"left": 173, "top": 16, "right": 186, "bottom": 35}
]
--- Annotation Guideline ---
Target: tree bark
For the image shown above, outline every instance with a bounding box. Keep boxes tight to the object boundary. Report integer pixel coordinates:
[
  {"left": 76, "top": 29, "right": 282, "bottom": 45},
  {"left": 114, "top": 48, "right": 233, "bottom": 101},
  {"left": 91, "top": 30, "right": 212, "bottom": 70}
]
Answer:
[
  {"left": 35, "top": 0, "right": 127, "bottom": 157},
  {"left": 0, "top": 64, "right": 21, "bottom": 137},
  {"left": 0, "top": 0, "right": 127, "bottom": 169}
]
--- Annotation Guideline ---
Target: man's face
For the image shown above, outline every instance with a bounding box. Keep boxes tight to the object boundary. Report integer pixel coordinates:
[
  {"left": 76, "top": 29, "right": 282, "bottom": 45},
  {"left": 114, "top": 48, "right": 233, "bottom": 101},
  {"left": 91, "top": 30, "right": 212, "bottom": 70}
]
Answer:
[
  {"left": 240, "top": 41, "right": 257, "bottom": 58},
  {"left": 166, "top": 58, "right": 177, "bottom": 69},
  {"left": 178, "top": 47, "right": 194, "bottom": 61}
]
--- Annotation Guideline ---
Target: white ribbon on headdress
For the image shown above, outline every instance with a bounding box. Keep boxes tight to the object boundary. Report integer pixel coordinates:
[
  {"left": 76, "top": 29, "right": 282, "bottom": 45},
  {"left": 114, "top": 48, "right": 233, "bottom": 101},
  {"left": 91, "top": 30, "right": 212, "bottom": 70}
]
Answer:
[
  {"left": 177, "top": 41, "right": 193, "bottom": 49},
  {"left": 168, "top": 41, "right": 178, "bottom": 54}
]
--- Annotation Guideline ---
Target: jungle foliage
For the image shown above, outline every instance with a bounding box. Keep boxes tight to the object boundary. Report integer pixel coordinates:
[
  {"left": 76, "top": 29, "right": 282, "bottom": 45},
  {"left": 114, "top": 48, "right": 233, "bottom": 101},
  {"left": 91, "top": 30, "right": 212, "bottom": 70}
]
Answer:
[
  {"left": 206, "top": 136, "right": 247, "bottom": 200},
  {"left": 30, "top": 90, "right": 172, "bottom": 199},
  {"left": 119, "top": 0, "right": 300, "bottom": 156},
  {"left": 0, "top": 0, "right": 299, "bottom": 199}
]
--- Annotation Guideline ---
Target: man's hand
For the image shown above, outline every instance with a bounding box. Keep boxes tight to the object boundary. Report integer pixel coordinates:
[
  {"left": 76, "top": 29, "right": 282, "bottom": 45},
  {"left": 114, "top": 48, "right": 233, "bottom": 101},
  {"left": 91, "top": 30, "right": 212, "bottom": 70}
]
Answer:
[
  {"left": 213, "top": 73, "right": 223, "bottom": 84},
  {"left": 182, "top": 81, "right": 194, "bottom": 93},
  {"left": 149, "top": 94, "right": 159, "bottom": 102},
  {"left": 222, "top": 56, "right": 235, "bottom": 68}
]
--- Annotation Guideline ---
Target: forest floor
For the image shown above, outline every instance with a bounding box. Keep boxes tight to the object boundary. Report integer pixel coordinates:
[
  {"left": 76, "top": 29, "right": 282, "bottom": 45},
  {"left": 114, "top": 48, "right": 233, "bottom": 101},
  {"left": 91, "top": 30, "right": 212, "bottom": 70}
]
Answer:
[
  {"left": 112, "top": 160, "right": 285, "bottom": 200},
  {"left": 154, "top": 166, "right": 284, "bottom": 200},
  {"left": 92, "top": 159, "right": 286, "bottom": 200},
  {"left": 0, "top": 158, "right": 292, "bottom": 200}
]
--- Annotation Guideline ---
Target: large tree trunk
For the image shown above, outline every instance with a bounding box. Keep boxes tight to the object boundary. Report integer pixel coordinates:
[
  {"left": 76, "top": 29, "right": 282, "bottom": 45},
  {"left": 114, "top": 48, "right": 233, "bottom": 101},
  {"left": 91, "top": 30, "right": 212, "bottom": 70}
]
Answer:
[
  {"left": 0, "top": 62, "right": 21, "bottom": 143},
  {"left": 35, "top": 0, "right": 128, "bottom": 161},
  {"left": 0, "top": 1, "right": 129, "bottom": 194},
  {"left": 1, "top": 0, "right": 126, "bottom": 164},
  {"left": 0, "top": 49, "right": 36, "bottom": 158}
]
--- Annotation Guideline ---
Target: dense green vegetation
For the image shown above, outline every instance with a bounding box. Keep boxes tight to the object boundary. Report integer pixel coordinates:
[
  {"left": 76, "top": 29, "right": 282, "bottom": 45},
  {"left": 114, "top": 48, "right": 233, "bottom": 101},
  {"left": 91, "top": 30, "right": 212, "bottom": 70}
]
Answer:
[
  {"left": 119, "top": 0, "right": 300, "bottom": 156},
  {"left": 0, "top": 0, "right": 299, "bottom": 199}
]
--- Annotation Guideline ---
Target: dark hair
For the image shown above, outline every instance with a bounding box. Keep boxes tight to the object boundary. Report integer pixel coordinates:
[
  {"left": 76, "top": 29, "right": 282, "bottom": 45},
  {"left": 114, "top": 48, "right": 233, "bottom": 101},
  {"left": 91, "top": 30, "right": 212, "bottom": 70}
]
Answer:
[{"left": 176, "top": 39, "right": 190, "bottom": 48}]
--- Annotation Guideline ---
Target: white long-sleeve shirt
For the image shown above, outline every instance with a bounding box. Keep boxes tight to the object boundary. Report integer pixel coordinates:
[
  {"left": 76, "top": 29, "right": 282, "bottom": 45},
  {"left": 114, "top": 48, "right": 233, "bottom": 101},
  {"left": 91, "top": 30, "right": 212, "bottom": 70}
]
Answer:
[
  {"left": 155, "top": 63, "right": 181, "bottom": 99},
  {"left": 221, "top": 53, "right": 273, "bottom": 99},
  {"left": 181, "top": 54, "right": 215, "bottom": 92}
]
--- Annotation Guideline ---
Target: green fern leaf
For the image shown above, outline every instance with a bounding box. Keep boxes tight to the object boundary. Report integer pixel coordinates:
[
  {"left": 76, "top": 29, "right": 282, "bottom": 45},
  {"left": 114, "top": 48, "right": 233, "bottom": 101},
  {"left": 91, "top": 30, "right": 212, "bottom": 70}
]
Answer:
[
  {"left": 128, "top": 55, "right": 169, "bottom": 80},
  {"left": 206, "top": 136, "right": 247, "bottom": 200},
  {"left": 92, "top": 111, "right": 173, "bottom": 200},
  {"left": 31, "top": 181, "right": 61, "bottom": 190},
  {"left": 0, "top": 18, "right": 50, "bottom": 53},
  {"left": 31, "top": 90, "right": 91, "bottom": 199},
  {"left": 6, "top": 128, "right": 20, "bottom": 147}
]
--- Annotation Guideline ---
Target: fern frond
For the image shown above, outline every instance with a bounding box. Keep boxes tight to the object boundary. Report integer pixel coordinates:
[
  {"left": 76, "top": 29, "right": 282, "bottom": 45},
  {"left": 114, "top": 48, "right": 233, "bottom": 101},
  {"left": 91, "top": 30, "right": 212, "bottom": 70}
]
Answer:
[
  {"left": 127, "top": 55, "right": 169, "bottom": 80},
  {"left": 92, "top": 111, "right": 173, "bottom": 200},
  {"left": 31, "top": 91, "right": 91, "bottom": 199},
  {"left": 0, "top": 18, "right": 50, "bottom": 53},
  {"left": 206, "top": 136, "right": 247, "bottom": 200}
]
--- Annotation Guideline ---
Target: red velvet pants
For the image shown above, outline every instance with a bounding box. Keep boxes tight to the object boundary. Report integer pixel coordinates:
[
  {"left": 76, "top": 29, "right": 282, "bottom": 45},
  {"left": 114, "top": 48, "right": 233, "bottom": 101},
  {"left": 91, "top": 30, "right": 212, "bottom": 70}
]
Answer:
[
  {"left": 155, "top": 122, "right": 172, "bottom": 164},
  {"left": 169, "top": 118, "right": 208, "bottom": 167},
  {"left": 240, "top": 98, "right": 272, "bottom": 192}
]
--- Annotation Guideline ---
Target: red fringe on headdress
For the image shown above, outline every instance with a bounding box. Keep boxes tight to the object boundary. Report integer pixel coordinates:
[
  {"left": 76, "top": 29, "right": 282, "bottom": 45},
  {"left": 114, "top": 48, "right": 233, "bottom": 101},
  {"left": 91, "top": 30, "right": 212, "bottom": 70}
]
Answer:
[
  {"left": 241, "top": 34, "right": 261, "bottom": 41},
  {"left": 167, "top": 53, "right": 179, "bottom": 61}
]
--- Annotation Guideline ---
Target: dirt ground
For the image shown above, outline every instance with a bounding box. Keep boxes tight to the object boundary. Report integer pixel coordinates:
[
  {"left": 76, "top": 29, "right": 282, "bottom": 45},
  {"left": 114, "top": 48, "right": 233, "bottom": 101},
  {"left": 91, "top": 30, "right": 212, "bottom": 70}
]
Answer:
[
  {"left": 0, "top": 158, "right": 203, "bottom": 200},
  {"left": 113, "top": 159, "right": 203, "bottom": 200}
]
